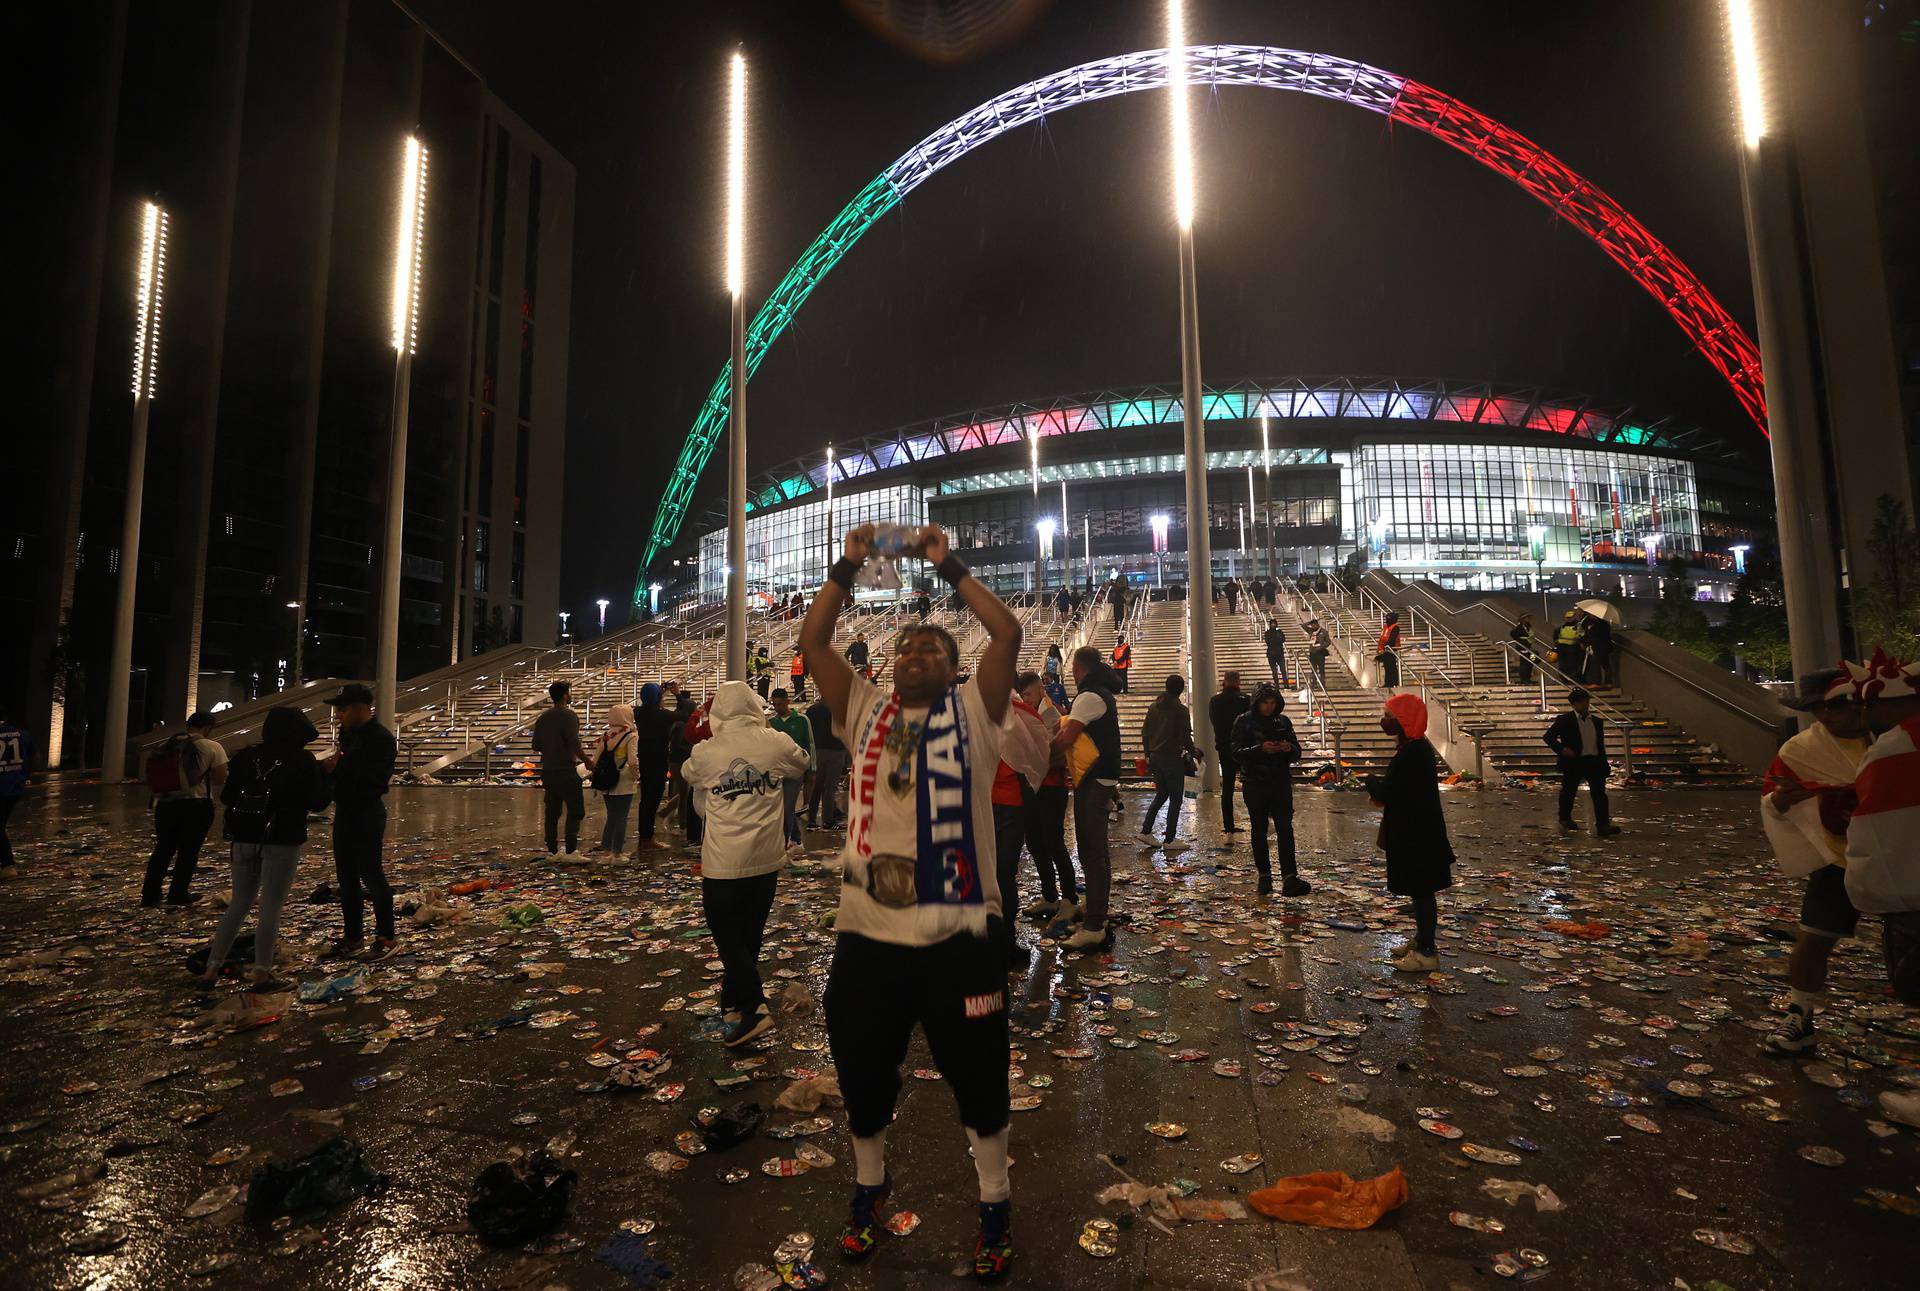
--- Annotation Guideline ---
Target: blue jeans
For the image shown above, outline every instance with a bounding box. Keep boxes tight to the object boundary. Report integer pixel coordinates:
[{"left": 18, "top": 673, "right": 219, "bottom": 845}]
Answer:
[
  {"left": 204, "top": 841, "right": 301, "bottom": 973},
  {"left": 601, "top": 793, "right": 633, "bottom": 852},
  {"left": 1143, "top": 756, "right": 1185, "bottom": 840}
]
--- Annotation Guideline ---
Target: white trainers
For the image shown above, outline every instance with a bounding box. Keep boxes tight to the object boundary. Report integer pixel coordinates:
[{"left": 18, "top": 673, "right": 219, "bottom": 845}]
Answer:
[
  {"left": 1064, "top": 926, "right": 1112, "bottom": 951},
  {"left": 1023, "top": 898, "right": 1060, "bottom": 920},
  {"left": 1879, "top": 1089, "right": 1920, "bottom": 1129},
  {"left": 1392, "top": 949, "right": 1440, "bottom": 973},
  {"left": 1135, "top": 831, "right": 1159, "bottom": 847},
  {"left": 1162, "top": 838, "right": 1191, "bottom": 854},
  {"left": 1387, "top": 939, "right": 1413, "bottom": 958}
]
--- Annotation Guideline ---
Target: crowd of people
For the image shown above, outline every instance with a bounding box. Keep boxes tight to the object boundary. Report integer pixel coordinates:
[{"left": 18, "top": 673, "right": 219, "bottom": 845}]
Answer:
[{"left": 3, "top": 525, "right": 1919, "bottom": 1282}]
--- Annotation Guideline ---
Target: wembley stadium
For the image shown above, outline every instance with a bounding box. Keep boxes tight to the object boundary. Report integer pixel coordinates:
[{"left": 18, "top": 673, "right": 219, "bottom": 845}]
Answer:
[{"left": 664, "top": 375, "right": 1774, "bottom": 608}]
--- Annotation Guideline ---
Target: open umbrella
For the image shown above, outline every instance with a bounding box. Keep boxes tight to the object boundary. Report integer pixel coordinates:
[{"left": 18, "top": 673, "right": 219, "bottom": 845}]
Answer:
[{"left": 1573, "top": 599, "right": 1621, "bottom": 624}]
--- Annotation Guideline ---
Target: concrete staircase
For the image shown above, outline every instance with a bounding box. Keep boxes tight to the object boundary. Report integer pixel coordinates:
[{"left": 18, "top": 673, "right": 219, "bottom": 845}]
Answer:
[
  {"left": 1290, "top": 582, "right": 1748, "bottom": 785},
  {"left": 1214, "top": 601, "right": 1400, "bottom": 777}
]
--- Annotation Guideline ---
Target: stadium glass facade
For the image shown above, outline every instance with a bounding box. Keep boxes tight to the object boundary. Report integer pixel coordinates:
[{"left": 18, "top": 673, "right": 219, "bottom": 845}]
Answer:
[{"left": 687, "top": 381, "right": 1768, "bottom": 606}]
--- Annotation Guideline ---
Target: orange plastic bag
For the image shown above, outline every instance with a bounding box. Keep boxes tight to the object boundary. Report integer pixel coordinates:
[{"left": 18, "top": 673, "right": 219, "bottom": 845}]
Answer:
[
  {"left": 449, "top": 879, "right": 493, "bottom": 896},
  {"left": 1248, "top": 1167, "right": 1408, "bottom": 1229},
  {"left": 1543, "top": 919, "right": 1610, "bottom": 940}
]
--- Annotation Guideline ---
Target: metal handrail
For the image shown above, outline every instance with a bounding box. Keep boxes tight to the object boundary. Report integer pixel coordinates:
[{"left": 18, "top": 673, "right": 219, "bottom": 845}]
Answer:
[{"left": 1247, "top": 590, "right": 1347, "bottom": 762}]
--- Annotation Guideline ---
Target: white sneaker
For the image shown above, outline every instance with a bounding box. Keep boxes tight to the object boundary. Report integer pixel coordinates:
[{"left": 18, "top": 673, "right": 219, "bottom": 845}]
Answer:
[
  {"left": 1135, "top": 831, "right": 1159, "bottom": 847},
  {"left": 1387, "top": 939, "right": 1413, "bottom": 957},
  {"left": 1064, "top": 926, "right": 1111, "bottom": 951},
  {"left": 1881, "top": 1089, "right": 1920, "bottom": 1129},
  {"left": 1057, "top": 901, "right": 1082, "bottom": 923},
  {"left": 1023, "top": 898, "right": 1059, "bottom": 920},
  {"left": 1163, "top": 838, "right": 1191, "bottom": 854},
  {"left": 1392, "top": 949, "right": 1440, "bottom": 973}
]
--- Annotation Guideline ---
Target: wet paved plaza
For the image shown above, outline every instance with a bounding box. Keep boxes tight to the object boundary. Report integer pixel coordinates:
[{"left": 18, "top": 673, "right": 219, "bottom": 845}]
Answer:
[{"left": 1, "top": 780, "right": 1915, "bottom": 1290}]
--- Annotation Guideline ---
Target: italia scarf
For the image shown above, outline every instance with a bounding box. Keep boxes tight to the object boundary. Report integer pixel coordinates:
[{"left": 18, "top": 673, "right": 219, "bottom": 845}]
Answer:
[{"left": 851, "top": 684, "right": 983, "bottom": 905}]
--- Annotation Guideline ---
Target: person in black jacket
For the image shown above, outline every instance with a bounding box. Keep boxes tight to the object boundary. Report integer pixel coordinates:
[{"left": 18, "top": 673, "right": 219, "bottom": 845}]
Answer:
[
  {"left": 323, "top": 684, "right": 399, "bottom": 961},
  {"left": 1543, "top": 689, "right": 1621, "bottom": 837},
  {"left": 1263, "top": 619, "right": 1288, "bottom": 687},
  {"left": 1232, "top": 685, "right": 1307, "bottom": 897},
  {"left": 1366, "top": 693, "right": 1454, "bottom": 973},
  {"left": 632, "top": 683, "right": 676, "bottom": 850},
  {"left": 667, "top": 691, "right": 703, "bottom": 846},
  {"left": 194, "top": 706, "right": 332, "bottom": 991},
  {"left": 1208, "top": 672, "right": 1252, "bottom": 832}
]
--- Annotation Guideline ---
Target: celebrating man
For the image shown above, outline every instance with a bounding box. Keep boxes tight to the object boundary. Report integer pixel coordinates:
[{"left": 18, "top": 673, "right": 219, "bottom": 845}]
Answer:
[{"left": 800, "top": 523, "right": 1022, "bottom": 1281}]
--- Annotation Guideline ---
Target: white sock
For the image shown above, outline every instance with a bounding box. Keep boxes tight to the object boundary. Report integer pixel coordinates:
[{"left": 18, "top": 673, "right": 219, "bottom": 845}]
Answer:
[
  {"left": 1789, "top": 989, "right": 1820, "bottom": 1015},
  {"left": 852, "top": 1131, "right": 888, "bottom": 1188},
  {"left": 966, "top": 1127, "right": 1011, "bottom": 1203}
]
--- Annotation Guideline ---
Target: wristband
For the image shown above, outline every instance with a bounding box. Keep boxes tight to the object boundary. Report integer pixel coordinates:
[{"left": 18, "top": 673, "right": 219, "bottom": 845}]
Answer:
[
  {"left": 826, "top": 556, "right": 860, "bottom": 591},
  {"left": 936, "top": 554, "right": 971, "bottom": 587}
]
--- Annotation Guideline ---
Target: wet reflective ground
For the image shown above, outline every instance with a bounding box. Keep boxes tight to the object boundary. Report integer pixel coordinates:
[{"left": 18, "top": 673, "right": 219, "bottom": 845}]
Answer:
[{"left": 1, "top": 782, "right": 1915, "bottom": 1289}]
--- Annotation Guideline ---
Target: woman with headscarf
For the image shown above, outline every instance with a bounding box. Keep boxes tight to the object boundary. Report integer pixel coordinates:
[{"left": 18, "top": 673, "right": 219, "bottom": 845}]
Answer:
[
  {"left": 591, "top": 702, "right": 639, "bottom": 857},
  {"left": 1364, "top": 693, "right": 1454, "bottom": 973}
]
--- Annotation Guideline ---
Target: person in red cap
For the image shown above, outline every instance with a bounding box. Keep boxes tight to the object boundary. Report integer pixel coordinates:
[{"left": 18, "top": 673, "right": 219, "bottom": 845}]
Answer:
[{"left": 1365, "top": 693, "right": 1454, "bottom": 973}]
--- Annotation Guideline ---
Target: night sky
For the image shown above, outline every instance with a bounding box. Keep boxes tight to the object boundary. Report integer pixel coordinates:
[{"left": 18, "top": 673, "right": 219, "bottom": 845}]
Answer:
[{"left": 409, "top": 0, "right": 1762, "bottom": 617}]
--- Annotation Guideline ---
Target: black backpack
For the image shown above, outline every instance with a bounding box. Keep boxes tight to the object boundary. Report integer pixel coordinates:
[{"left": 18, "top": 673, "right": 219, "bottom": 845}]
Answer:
[
  {"left": 589, "top": 732, "right": 627, "bottom": 792},
  {"left": 226, "top": 754, "right": 285, "bottom": 843}
]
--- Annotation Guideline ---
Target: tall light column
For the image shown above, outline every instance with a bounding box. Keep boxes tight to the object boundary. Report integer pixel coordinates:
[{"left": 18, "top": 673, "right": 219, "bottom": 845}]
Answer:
[
  {"left": 1029, "top": 426, "right": 1042, "bottom": 594},
  {"left": 1060, "top": 479, "right": 1071, "bottom": 592},
  {"left": 377, "top": 135, "right": 428, "bottom": 723},
  {"left": 823, "top": 444, "right": 835, "bottom": 587},
  {"left": 1260, "top": 413, "right": 1276, "bottom": 580},
  {"left": 1723, "top": 0, "right": 1843, "bottom": 672},
  {"left": 1168, "top": 0, "right": 1217, "bottom": 787},
  {"left": 725, "top": 51, "right": 749, "bottom": 679},
  {"left": 103, "top": 200, "right": 168, "bottom": 778}
]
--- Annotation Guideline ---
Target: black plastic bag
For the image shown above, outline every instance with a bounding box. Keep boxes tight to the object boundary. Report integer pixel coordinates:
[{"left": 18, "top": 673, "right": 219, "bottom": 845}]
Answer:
[
  {"left": 186, "top": 934, "right": 256, "bottom": 976},
  {"left": 468, "top": 1151, "right": 577, "bottom": 1248},
  {"left": 700, "top": 1101, "right": 763, "bottom": 1151},
  {"left": 246, "top": 1135, "right": 383, "bottom": 1225}
]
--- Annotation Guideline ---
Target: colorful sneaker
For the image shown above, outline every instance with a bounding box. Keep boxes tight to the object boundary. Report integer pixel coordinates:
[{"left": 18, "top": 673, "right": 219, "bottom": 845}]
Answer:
[
  {"left": 1763, "top": 1004, "right": 1817, "bottom": 1056},
  {"left": 839, "top": 1176, "right": 891, "bottom": 1260},
  {"left": 972, "top": 1200, "right": 1013, "bottom": 1281}
]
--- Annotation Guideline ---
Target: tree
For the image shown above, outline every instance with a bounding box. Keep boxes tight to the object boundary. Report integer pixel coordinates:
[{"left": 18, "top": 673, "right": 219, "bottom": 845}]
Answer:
[
  {"left": 1853, "top": 496, "right": 1920, "bottom": 659},
  {"left": 1647, "top": 556, "right": 1716, "bottom": 662},
  {"left": 1720, "top": 550, "right": 1792, "bottom": 678}
]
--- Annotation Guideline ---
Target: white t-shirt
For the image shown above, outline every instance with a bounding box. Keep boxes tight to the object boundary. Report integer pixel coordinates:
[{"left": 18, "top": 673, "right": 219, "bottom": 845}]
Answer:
[
  {"left": 833, "top": 674, "right": 1003, "bottom": 946},
  {"left": 163, "top": 737, "right": 229, "bottom": 801}
]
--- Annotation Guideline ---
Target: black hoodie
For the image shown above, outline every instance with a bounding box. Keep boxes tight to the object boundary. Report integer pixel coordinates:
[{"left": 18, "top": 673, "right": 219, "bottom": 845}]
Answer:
[
  {"left": 221, "top": 707, "right": 332, "bottom": 845},
  {"left": 1231, "top": 688, "right": 1302, "bottom": 790}
]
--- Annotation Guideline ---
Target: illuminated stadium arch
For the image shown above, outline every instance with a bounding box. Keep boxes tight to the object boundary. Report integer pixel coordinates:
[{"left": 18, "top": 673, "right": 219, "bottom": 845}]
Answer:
[{"left": 637, "top": 45, "right": 1766, "bottom": 604}]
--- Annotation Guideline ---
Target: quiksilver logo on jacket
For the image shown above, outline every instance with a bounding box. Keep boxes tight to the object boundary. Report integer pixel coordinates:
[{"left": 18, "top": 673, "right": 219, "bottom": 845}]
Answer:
[{"left": 713, "top": 758, "right": 779, "bottom": 801}]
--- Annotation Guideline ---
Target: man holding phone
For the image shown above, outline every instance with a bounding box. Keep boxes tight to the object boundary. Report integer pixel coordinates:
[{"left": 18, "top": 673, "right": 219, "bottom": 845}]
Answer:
[{"left": 800, "top": 522, "right": 1022, "bottom": 1282}]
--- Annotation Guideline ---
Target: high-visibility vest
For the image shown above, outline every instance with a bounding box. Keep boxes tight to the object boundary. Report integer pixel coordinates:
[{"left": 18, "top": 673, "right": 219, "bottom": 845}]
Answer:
[{"left": 1112, "top": 643, "right": 1132, "bottom": 670}]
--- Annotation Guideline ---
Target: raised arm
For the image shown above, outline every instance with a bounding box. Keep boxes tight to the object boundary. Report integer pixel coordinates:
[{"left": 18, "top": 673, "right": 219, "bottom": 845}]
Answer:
[
  {"left": 921, "top": 524, "right": 1020, "bottom": 724},
  {"left": 800, "top": 525, "right": 869, "bottom": 728}
]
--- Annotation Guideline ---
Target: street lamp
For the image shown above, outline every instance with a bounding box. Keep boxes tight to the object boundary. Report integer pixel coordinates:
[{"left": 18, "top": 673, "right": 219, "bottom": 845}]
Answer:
[
  {"left": 103, "top": 199, "right": 169, "bottom": 777},
  {"left": 1029, "top": 424, "right": 1042, "bottom": 594},
  {"left": 1168, "top": 0, "right": 1217, "bottom": 786},
  {"left": 1728, "top": 543, "right": 1750, "bottom": 575},
  {"left": 648, "top": 582, "right": 663, "bottom": 616},
  {"left": 1036, "top": 517, "right": 1056, "bottom": 594},
  {"left": 558, "top": 610, "right": 571, "bottom": 641},
  {"left": 596, "top": 597, "right": 610, "bottom": 632},
  {"left": 377, "top": 135, "right": 428, "bottom": 723},
  {"left": 1059, "top": 478, "right": 1071, "bottom": 593},
  {"left": 1150, "top": 513, "right": 1171, "bottom": 587},
  {"left": 724, "top": 49, "right": 750, "bottom": 681}
]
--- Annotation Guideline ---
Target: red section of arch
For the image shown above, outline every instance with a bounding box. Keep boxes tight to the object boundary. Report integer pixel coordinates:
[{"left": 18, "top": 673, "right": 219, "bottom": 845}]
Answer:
[{"left": 1389, "top": 79, "right": 1767, "bottom": 436}]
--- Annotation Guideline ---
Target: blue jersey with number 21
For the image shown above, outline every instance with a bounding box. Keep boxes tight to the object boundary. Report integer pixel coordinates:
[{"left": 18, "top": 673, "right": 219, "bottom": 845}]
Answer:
[{"left": 0, "top": 723, "right": 31, "bottom": 796}]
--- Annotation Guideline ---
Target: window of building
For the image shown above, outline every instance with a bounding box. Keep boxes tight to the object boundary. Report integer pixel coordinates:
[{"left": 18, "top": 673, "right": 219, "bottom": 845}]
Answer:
[
  {"left": 487, "top": 126, "right": 510, "bottom": 294},
  {"left": 474, "top": 521, "right": 490, "bottom": 594},
  {"left": 511, "top": 530, "right": 524, "bottom": 599},
  {"left": 514, "top": 425, "right": 528, "bottom": 526}
]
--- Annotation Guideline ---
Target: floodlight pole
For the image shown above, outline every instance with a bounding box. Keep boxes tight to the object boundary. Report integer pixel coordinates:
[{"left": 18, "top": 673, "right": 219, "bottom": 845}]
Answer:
[
  {"left": 104, "top": 200, "right": 168, "bottom": 779},
  {"left": 1724, "top": 0, "right": 1844, "bottom": 674},
  {"left": 377, "top": 136, "right": 427, "bottom": 725},
  {"left": 1261, "top": 414, "right": 1277, "bottom": 581},
  {"left": 1168, "top": 3, "right": 1216, "bottom": 789},
  {"left": 725, "top": 52, "right": 748, "bottom": 680}
]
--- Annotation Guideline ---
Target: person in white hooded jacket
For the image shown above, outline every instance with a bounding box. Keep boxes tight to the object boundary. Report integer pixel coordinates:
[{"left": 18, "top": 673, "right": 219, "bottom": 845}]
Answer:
[{"left": 683, "top": 680, "right": 811, "bottom": 1046}]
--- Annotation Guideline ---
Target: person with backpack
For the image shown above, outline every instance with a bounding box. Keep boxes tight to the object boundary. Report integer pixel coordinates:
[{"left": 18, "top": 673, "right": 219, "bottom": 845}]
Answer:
[
  {"left": 141, "top": 711, "right": 229, "bottom": 907},
  {"left": 322, "top": 684, "right": 399, "bottom": 960},
  {"left": 532, "top": 681, "right": 591, "bottom": 856},
  {"left": 194, "top": 707, "right": 331, "bottom": 991},
  {"left": 0, "top": 708, "right": 31, "bottom": 879},
  {"left": 588, "top": 702, "right": 638, "bottom": 857},
  {"left": 682, "top": 680, "right": 810, "bottom": 1047}
]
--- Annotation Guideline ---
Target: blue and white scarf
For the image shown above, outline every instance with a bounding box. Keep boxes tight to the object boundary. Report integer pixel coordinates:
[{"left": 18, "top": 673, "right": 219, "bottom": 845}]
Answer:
[{"left": 851, "top": 684, "right": 982, "bottom": 906}]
